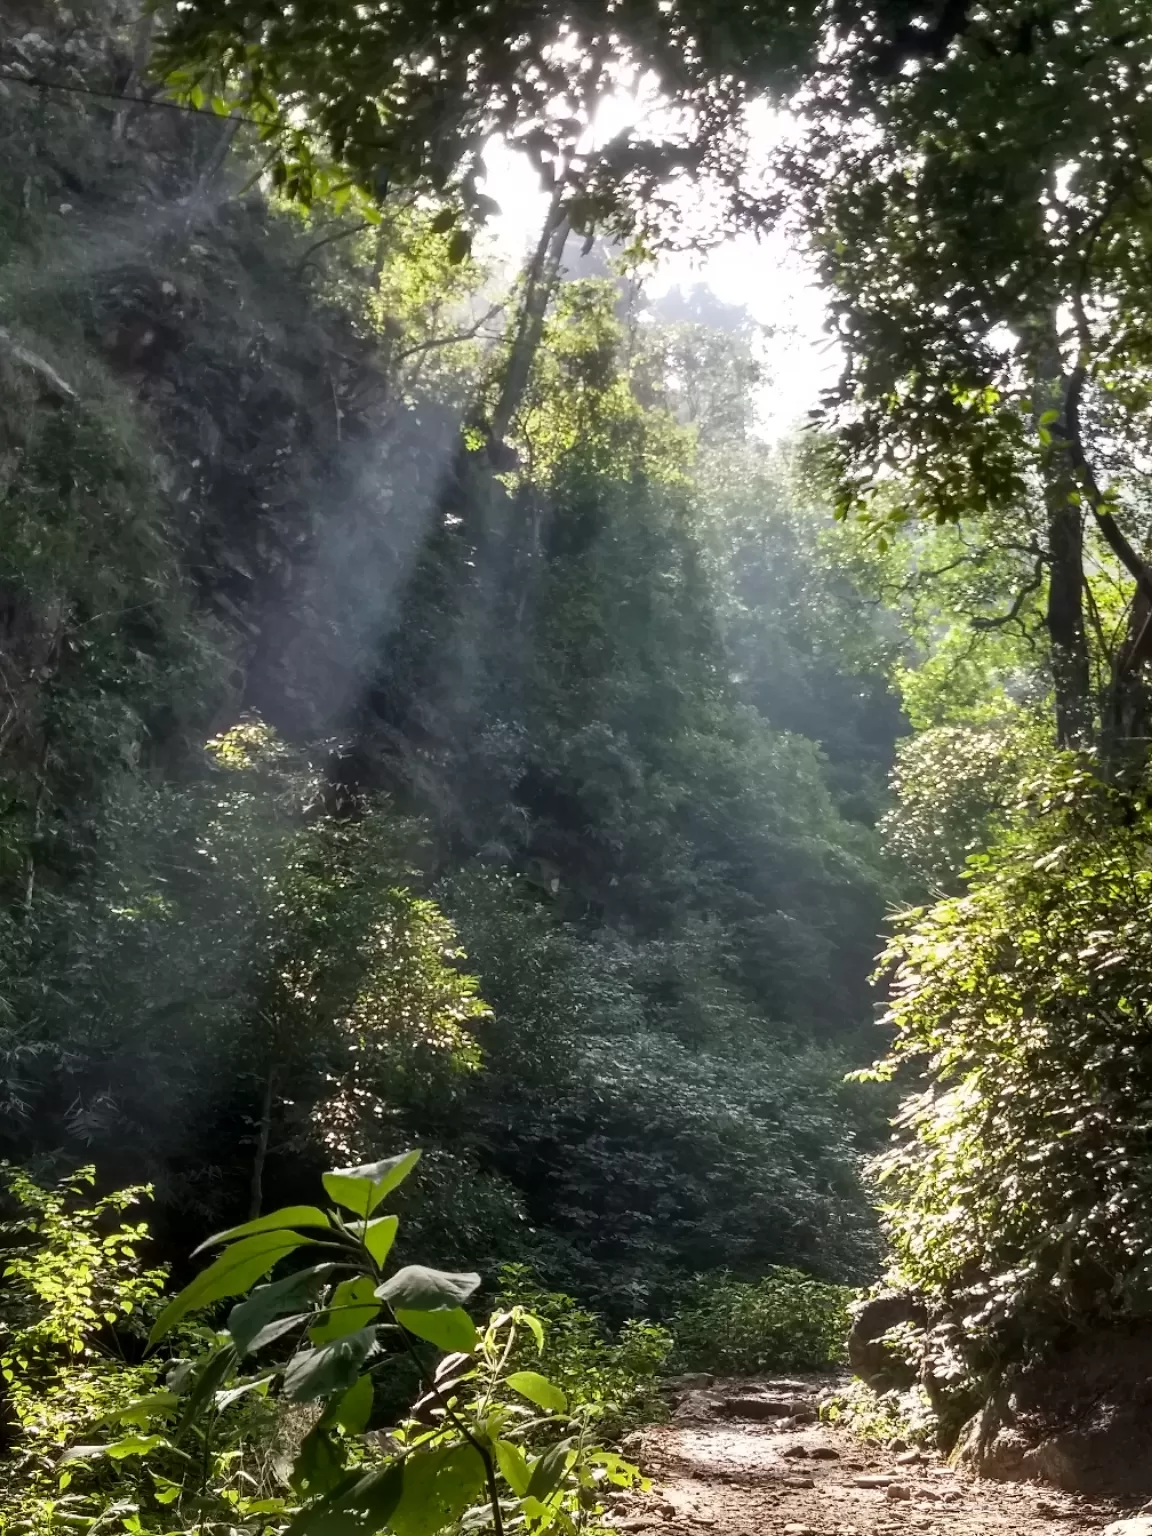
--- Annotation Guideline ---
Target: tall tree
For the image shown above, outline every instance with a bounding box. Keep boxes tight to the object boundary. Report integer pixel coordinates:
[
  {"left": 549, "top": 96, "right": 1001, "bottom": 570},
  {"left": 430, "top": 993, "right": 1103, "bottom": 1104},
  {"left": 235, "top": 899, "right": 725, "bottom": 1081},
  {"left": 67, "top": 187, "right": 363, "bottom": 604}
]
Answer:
[{"left": 780, "top": 1, "right": 1152, "bottom": 759}]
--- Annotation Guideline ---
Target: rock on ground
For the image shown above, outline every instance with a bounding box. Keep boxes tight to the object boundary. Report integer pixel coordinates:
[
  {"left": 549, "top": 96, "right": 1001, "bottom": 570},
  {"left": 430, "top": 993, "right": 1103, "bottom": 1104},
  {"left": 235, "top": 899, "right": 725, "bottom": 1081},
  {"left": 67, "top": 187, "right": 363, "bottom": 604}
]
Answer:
[{"left": 955, "top": 1329, "right": 1152, "bottom": 1498}]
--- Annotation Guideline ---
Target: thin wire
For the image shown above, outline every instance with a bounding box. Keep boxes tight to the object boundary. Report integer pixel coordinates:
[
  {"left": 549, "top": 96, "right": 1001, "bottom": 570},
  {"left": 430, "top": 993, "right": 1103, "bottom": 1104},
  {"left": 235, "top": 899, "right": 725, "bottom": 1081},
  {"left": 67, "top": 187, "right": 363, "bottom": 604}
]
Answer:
[{"left": 0, "top": 63, "right": 258, "bottom": 123}]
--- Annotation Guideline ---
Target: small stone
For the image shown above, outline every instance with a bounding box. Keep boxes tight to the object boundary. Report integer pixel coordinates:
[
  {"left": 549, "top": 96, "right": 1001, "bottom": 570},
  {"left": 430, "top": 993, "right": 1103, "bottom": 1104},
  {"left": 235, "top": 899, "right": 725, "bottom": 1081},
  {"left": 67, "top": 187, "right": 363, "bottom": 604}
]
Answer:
[
  {"left": 59, "top": 202, "right": 73, "bottom": 214},
  {"left": 853, "top": 1475, "right": 893, "bottom": 1489},
  {"left": 885, "top": 1484, "right": 912, "bottom": 1502},
  {"left": 781, "top": 1444, "right": 810, "bottom": 1459},
  {"left": 783, "top": 1525, "right": 815, "bottom": 1535},
  {"left": 895, "top": 1449, "right": 921, "bottom": 1465},
  {"left": 766, "top": 1380, "right": 811, "bottom": 1393},
  {"left": 809, "top": 1446, "right": 841, "bottom": 1460},
  {"left": 783, "top": 1476, "right": 816, "bottom": 1489},
  {"left": 714, "top": 1397, "right": 795, "bottom": 1419},
  {"left": 161, "top": 281, "right": 177, "bottom": 296}
]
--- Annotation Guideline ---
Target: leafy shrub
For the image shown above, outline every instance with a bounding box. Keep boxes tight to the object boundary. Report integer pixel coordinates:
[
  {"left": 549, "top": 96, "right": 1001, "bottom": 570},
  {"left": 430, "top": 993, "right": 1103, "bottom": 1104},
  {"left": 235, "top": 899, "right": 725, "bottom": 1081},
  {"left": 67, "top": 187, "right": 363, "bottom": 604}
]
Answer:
[
  {"left": 819, "top": 1378, "right": 937, "bottom": 1447},
  {"left": 863, "top": 760, "right": 1152, "bottom": 1388},
  {"left": 3, "top": 1154, "right": 643, "bottom": 1536},
  {"left": 671, "top": 1269, "right": 853, "bottom": 1375},
  {"left": 0, "top": 1166, "right": 168, "bottom": 1531},
  {"left": 495, "top": 1265, "right": 673, "bottom": 1434}
]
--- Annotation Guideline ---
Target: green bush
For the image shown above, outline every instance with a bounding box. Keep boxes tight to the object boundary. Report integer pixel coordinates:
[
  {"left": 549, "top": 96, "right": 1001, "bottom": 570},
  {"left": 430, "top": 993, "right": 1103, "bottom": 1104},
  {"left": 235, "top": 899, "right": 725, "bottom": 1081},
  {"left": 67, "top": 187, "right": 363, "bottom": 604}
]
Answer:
[
  {"left": 0, "top": 1166, "right": 168, "bottom": 1532},
  {"left": 0, "top": 1159, "right": 645, "bottom": 1536},
  {"left": 863, "top": 760, "right": 1152, "bottom": 1385},
  {"left": 495, "top": 1264, "right": 673, "bottom": 1434},
  {"left": 819, "top": 1378, "right": 938, "bottom": 1447},
  {"left": 671, "top": 1269, "right": 853, "bottom": 1375}
]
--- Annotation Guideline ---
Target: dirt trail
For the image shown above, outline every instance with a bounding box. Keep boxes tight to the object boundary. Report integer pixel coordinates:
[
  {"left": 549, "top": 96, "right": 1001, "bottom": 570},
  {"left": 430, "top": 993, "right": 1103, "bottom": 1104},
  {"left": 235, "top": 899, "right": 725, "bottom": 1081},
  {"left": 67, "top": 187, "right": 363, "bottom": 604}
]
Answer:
[{"left": 615, "top": 1377, "right": 1133, "bottom": 1536}]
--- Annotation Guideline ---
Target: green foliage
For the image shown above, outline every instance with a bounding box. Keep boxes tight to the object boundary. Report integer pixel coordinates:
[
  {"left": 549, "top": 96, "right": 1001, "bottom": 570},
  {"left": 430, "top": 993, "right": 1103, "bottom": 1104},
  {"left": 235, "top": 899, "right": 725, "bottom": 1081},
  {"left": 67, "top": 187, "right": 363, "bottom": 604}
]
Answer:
[
  {"left": 10, "top": 1158, "right": 643, "bottom": 1536},
  {"left": 880, "top": 721, "right": 1047, "bottom": 895},
  {"left": 670, "top": 1270, "right": 853, "bottom": 1377},
  {"left": 0, "top": 1167, "right": 168, "bottom": 1529},
  {"left": 819, "top": 1379, "right": 937, "bottom": 1449},
  {"left": 155, "top": 0, "right": 818, "bottom": 238},
  {"left": 441, "top": 875, "right": 882, "bottom": 1312},
  {"left": 494, "top": 1267, "right": 673, "bottom": 1435},
  {"left": 865, "top": 758, "right": 1152, "bottom": 1386},
  {"left": 0, "top": 4, "right": 905, "bottom": 1391}
]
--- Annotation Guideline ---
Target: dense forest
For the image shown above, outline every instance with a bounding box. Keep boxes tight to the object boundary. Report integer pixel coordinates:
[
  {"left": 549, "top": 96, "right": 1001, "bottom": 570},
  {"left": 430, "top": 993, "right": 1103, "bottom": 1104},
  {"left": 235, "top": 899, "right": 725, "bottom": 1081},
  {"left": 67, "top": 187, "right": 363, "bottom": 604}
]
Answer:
[{"left": 6, "top": 0, "right": 1152, "bottom": 1528}]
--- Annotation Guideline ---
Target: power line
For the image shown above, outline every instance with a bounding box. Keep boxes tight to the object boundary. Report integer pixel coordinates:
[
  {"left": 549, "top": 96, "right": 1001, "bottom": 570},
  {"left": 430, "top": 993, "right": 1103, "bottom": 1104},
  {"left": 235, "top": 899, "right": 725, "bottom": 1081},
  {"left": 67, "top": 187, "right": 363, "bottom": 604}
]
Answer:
[{"left": 0, "top": 63, "right": 256, "bottom": 123}]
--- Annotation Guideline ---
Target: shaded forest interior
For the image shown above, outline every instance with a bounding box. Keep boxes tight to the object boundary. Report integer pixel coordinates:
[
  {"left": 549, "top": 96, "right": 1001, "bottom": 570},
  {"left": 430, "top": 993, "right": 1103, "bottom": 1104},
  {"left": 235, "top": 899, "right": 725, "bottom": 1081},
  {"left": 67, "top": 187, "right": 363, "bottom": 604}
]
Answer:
[{"left": 11, "top": 0, "right": 1152, "bottom": 1527}]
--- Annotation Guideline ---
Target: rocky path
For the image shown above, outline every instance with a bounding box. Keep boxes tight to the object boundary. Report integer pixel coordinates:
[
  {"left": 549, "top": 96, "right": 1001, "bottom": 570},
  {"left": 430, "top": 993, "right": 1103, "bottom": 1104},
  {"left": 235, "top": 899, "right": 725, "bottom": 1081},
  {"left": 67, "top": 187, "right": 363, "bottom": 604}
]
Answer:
[{"left": 614, "top": 1377, "right": 1142, "bottom": 1536}]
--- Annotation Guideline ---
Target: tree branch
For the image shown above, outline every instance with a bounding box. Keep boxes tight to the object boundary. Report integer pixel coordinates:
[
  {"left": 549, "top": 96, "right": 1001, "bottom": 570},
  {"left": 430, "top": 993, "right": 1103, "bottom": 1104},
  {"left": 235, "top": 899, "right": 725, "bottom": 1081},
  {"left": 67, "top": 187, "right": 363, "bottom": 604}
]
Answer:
[
  {"left": 971, "top": 558, "right": 1045, "bottom": 631},
  {"left": 395, "top": 304, "right": 505, "bottom": 362}
]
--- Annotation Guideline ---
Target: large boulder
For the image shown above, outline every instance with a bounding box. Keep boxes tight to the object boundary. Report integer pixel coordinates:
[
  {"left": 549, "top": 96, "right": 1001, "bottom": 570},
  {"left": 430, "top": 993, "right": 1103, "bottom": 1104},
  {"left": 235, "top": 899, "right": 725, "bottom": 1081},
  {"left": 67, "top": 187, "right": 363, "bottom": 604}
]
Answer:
[
  {"left": 847, "top": 1291, "right": 926, "bottom": 1392},
  {"left": 955, "top": 1327, "right": 1152, "bottom": 1497}
]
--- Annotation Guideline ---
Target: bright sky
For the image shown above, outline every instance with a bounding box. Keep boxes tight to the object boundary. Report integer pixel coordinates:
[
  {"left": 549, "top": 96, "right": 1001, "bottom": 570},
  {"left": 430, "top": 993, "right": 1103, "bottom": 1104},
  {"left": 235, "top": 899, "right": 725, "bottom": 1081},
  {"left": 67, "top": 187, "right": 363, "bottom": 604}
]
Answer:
[{"left": 478, "top": 108, "right": 838, "bottom": 443}]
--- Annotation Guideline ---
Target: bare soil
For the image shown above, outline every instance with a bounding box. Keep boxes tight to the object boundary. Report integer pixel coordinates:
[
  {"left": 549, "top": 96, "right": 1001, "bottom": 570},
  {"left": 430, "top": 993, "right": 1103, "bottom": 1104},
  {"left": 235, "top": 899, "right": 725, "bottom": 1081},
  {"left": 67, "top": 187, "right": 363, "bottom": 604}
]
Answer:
[{"left": 612, "top": 1377, "right": 1135, "bottom": 1536}]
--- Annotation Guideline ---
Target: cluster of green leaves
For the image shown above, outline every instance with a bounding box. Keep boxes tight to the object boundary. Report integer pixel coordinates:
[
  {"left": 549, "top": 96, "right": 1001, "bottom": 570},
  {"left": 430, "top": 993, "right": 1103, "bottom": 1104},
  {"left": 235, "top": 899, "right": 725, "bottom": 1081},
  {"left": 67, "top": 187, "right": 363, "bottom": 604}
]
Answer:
[
  {"left": 670, "top": 1270, "right": 853, "bottom": 1377},
  {"left": 0, "top": 1166, "right": 167, "bottom": 1532},
  {"left": 154, "top": 0, "right": 818, "bottom": 246},
  {"left": 861, "top": 757, "right": 1152, "bottom": 1387},
  {"left": 4, "top": 1158, "right": 643, "bottom": 1536},
  {"left": 493, "top": 1268, "right": 673, "bottom": 1436},
  {"left": 818, "top": 1379, "right": 937, "bottom": 1450}
]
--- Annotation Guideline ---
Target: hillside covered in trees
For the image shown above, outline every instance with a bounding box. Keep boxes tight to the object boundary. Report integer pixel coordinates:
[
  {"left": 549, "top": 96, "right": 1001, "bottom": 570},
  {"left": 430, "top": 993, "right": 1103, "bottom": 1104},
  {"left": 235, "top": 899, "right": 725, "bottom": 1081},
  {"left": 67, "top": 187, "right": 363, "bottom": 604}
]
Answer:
[{"left": 7, "top": 0, "right": 1152, "bottom": 1528}]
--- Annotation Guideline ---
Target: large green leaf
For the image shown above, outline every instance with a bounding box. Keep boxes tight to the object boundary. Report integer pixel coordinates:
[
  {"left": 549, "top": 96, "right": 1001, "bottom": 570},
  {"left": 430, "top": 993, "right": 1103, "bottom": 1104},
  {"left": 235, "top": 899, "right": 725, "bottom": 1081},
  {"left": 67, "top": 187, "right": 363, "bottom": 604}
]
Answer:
[
  {"left": 347, "top": 1213, "right": 399, "bottom": 1267},
  {"left": 245, "top": 1313, "right": 311, "bottom": 1353},
  {"left": 322, "top": 1151, "right": 421, "bottom": 1218},
  {"left": 291, "top": 1426, "right": 349, "bottom": 1501},
  {"left": 389, "top": 1443, "right": 487, "bottom": 1536},
  {"left": 310, "top": 1276, "right": 380, "bottom": 1344},
  {"left": 505, "top": 1370, "right": 567, "bottom": 1414},
  {"left": 325, "top": 1373, "right": 374, "bottom": 1434},
  {"left": 526, "top": 1437, "right": 575, "bottom": 1499},
  {"left": 228, "top": 1263, "right": 337, "bottom": 1354},
  {"left": 63, "top": 1434, "right": 171, "bottom": 1463},
  {"left": 395, "top": 1305, "right": 476, "bottom": 1354},
  {"left": 284, "top": 1464, "right": 403, "bottom": 1536},
  {"left": 149, "top": 1232, "right": 317, "bottom": 1344},
  {"left": 175, "top": 1345, "right": 238, "bottom": 1436},
  {"left": 494, "top": 1439, "right": 530, "bottom": 1496},
  {"left": 283, "top": 1325, "right": 377, "bottom": 1402},
  {"left": 97, "top": 1391, "right": 179, "bottom": 1428},
  {"left": 192, "top": 1206, "right": 332, "bottom": 1256},
  {"left": 375, "top": 1265, "right": 480, "bottom": 1311}
]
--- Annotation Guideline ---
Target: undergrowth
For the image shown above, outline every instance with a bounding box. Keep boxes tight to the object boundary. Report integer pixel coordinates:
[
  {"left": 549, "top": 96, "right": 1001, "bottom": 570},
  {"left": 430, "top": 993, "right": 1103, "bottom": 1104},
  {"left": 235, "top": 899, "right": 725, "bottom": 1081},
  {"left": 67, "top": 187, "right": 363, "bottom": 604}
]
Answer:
[{"left": 671, "top": 1269, "right": 853, "bottom": 1376}]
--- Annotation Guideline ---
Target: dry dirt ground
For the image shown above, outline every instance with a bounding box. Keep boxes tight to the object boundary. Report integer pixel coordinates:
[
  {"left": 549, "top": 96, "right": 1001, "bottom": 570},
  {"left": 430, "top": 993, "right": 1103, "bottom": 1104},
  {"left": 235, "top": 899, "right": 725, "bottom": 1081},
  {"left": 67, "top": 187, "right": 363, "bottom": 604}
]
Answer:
[{"left": 612, "top": 1377, "right": 1138, "bottom": 1536}]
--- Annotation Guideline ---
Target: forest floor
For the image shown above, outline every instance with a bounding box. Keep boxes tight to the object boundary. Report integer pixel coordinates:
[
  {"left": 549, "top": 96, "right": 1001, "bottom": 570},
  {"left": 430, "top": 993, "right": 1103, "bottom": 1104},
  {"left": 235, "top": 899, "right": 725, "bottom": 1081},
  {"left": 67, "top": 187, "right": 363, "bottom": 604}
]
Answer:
[{"left": 615, "top": 1377, "right": 1133, "bottom": 1536}]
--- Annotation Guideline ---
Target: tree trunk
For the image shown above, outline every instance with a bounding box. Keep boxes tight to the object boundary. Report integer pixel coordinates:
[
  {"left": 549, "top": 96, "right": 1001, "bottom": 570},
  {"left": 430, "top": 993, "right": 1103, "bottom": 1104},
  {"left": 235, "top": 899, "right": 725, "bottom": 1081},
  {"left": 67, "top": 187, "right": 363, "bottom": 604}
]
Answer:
[
  {"left": 488, "top": 187, "right": 570, "bottom": 447},
  {"left": 248, "top": 1062, "right": 276, "bottom": 1219},
  {"left": 1031, "top": 323, "right": 1092, "bottom": 749}
]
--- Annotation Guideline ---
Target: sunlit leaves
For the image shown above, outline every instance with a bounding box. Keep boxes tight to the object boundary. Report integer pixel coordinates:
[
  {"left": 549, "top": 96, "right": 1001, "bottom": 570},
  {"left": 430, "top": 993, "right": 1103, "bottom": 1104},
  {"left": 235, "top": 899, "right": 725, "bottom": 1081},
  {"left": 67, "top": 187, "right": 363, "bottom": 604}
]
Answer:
[
  {"left": 149, "top": 1231, "right": 318, "bottom": 1343},
  {"left": 322, "top": 1150, "right": 422, "bottom": 1218},
  {"left": 376, "top": 1266, "right": 481, "bottom": 1311},
  {"left": 505, "top": 1370, "right": 567, "bottom": 1414},
  {"left": 871, "top": 759, "right": 1152, "bottom": 1380},
  {"left": 310, "top": 1276, "right": 380, "bottom": 1344}
]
